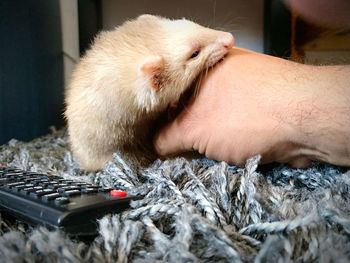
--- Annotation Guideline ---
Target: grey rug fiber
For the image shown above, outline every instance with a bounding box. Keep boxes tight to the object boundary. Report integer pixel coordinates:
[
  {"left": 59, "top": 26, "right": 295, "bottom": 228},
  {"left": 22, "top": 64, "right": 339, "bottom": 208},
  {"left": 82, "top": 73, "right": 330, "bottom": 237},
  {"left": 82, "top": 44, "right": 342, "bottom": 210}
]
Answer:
[{"left": 0, "top": 128, "right": 350, "bottom": 262}]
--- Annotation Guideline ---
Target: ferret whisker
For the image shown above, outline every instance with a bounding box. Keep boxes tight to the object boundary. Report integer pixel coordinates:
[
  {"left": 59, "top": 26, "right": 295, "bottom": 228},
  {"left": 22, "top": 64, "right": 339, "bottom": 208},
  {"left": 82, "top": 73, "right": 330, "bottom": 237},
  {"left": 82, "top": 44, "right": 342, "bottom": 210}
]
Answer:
[
  {"left": 212, "top": 0, "right": 217, "bottom": 28},
  {"left": 181, "top": 72, "right": 202, "bottom": 117},
  {"left": 214, "top": 14, "right": 239, "bottom": 33},
  {"left": 194, "top": 73, "right": 202, "bottom": 99}
]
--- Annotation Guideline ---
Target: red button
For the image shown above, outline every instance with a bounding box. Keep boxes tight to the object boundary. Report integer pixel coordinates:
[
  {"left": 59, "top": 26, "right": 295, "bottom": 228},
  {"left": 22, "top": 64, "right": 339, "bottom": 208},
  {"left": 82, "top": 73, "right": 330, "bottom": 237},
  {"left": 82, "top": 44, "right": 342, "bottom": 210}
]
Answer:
[{"left": 109, "top": 190, "right": 127, "bottom": 198}]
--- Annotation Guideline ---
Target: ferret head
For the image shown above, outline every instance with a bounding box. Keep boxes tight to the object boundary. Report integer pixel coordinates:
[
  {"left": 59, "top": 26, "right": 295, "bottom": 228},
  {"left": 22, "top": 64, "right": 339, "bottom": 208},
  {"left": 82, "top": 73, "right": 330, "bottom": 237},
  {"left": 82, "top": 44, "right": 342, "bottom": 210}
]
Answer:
[{"left": 91, "top": 15, "right": 234, "bottom": 115}]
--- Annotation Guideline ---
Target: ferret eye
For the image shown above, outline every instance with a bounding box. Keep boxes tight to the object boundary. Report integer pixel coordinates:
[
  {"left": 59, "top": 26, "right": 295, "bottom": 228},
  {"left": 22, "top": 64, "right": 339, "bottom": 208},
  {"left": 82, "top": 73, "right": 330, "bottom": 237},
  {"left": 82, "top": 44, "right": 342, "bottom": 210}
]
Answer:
[{"left": 189, "top": 50, "right": 200, "bottom": 59}]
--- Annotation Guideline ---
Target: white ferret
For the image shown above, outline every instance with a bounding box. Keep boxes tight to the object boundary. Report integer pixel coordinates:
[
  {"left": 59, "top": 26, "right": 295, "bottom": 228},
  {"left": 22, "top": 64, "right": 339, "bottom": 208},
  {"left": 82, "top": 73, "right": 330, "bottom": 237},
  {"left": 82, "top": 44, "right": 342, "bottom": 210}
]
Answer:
[{"left": 65, "top": 14, "right": 234, "bottom": 171}]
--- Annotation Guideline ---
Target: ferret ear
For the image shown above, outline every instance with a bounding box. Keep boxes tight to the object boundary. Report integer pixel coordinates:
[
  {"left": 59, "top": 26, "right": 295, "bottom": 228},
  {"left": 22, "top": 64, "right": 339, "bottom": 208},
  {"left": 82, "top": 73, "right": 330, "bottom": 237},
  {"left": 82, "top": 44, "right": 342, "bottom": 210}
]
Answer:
[
  {"left": 137, "top": 14, "right": 155, "bottom": 20},
  {"left": 140, "top": 56, "right": 164, "bottom": 91}
]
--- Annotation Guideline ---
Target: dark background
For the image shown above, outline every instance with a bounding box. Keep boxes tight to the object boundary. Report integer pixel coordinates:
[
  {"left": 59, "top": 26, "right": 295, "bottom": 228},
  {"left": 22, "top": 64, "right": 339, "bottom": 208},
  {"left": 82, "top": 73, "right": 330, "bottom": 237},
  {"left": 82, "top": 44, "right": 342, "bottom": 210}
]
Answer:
[
  {"left": 0, "top": 0, "right": 63, "bottom": 145},
  {"left": 0, "top": 0, "right": 103, "bottom": 145}
]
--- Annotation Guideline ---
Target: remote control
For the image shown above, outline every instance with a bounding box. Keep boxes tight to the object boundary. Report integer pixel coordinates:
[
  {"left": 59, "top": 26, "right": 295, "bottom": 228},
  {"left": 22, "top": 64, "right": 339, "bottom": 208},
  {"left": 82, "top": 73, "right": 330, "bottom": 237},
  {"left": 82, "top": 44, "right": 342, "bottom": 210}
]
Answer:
[{"left": 0, "top": 166, "right": 140, "bottom": 236}]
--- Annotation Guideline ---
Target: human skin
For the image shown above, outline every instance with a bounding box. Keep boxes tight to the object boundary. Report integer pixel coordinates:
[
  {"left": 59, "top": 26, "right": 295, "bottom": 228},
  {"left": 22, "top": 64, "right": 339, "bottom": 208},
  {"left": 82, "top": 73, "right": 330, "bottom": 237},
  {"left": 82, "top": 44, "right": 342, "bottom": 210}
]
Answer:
[{"left": 154, "top": 48, "right": 350, "bottom": 168}]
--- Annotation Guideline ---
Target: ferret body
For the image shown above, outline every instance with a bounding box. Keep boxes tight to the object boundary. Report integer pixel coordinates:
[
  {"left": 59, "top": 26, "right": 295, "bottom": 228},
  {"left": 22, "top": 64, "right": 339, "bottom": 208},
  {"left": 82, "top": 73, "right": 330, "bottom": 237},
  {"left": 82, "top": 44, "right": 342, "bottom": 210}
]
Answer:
[{"left": 65, "top": 14, "right": 234, "bottom": 171}]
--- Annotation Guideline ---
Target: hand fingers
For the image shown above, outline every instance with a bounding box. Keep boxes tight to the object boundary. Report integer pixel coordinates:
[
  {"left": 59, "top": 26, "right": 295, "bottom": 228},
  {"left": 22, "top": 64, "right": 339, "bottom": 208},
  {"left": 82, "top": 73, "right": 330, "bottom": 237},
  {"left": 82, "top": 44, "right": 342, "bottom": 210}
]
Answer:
[
  {"left": 154, "top": 116, "right": 194, "bottom": 157},
  {"left": 288, "top": 157, "right": 311, "bottom": 169}
]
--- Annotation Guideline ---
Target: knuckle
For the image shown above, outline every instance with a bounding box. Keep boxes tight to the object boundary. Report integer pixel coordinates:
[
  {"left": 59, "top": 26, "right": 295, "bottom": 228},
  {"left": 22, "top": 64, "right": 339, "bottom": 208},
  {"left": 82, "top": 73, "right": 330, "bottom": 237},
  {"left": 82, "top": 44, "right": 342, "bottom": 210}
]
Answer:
[
  {"left": 178, "top": 118, "right": 197, "bottom": 147},
  {"left": 154, "top": 136, "right": 166, "bottom": 155}
]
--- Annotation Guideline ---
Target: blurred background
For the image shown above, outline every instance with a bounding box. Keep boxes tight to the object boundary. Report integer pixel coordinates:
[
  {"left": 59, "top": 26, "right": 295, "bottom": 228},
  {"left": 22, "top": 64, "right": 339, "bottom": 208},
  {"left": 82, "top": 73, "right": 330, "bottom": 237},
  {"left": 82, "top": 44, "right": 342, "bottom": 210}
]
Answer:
[{"left": 0, "top": 0, "right": 349, "bottom": 144}]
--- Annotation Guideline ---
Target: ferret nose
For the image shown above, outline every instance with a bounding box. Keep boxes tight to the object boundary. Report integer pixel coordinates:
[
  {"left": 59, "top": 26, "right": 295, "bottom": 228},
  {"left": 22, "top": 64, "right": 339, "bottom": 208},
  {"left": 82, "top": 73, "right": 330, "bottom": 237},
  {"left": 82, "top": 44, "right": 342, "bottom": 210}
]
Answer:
[{"left": 219, "top": 33, "right": 234, "bottom": 49}]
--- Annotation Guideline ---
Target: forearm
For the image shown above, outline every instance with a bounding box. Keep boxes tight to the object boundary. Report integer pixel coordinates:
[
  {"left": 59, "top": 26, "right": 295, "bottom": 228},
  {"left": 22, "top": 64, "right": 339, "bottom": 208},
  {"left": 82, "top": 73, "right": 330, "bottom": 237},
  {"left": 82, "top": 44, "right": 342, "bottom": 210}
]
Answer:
[
  {"left": 215, "top": 48, "right": 350, "bottom": 166},
  {"left": 283, "top": 64, "right": 350, "bottom": 165}
]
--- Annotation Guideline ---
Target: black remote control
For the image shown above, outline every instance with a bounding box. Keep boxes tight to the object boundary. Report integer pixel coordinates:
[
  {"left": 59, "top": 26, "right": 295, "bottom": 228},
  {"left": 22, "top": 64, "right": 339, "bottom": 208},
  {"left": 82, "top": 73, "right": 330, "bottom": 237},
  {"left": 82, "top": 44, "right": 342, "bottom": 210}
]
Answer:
[{"left": 0, "top": 166, "right": 140, "bottom": 236}]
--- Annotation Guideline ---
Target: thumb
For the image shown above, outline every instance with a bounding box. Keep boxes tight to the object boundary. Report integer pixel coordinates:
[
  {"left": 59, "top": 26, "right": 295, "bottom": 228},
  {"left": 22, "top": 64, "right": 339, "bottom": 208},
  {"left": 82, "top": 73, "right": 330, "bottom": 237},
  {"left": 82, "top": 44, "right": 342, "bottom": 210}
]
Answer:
[{"left": 154, "top": 116, "right": 195, "bottom": 157}]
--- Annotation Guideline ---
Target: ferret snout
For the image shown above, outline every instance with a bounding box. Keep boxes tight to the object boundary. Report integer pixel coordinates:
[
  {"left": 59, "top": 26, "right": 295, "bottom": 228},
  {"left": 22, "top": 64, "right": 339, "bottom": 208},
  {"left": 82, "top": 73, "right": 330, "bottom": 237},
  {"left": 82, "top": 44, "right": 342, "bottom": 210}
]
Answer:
[{"left": 218, "top": 33, "right": 234, "bottom": 49}]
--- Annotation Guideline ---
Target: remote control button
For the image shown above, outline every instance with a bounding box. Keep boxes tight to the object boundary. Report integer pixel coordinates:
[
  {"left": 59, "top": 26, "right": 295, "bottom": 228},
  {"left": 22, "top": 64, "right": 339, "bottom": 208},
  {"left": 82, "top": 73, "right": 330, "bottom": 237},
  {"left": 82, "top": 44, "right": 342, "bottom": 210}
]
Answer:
[
  {"left": 6, "top": 172, "right": 24, "bottom": 178},
  {"left": 5, "top": 169, "right": 23, "bottom": 173},
  {"left": 109, "top": 190, "right": 127, "bottom": 198},
  {"left": 47, "top": 184, "right": 59, "bottom": 190},
  {"left": 42, "top": 189, "right": 56, "bottom": 194},
  {"left": 75, "top": 183, "right": 91, "bottom": 187},
  {"left": 7, "top": 182, "right": 23, "bottom": 188},
  {"left": 61, "top": 190, "right": 81, "bottom": 197},
  {"left": 99, "top": 187, "right": 113, "bottom": 193},
  {"left": 30, "top": 189, "right": 55, "bottom": 197},
  {"left": 0, "top": 178, "right": 8, "bottom": 185},
  {"left": 29, "top": 191, "right": 43, "bottom": 197},
  {"left": 54, "top": 197, "right": 70, "bottom": 205},
  {"left": 42, "top": 193, "right": 61, "bottom": 201},
  {"left": 39, "top": 178, "right": 49, "bottom": 182},
  {"left": 58, "top": 186, "right": 80, "bottom": 193},
  {"left": 31, "top": 179, "right": 43, "bottom": 184},
  {"left": 12, "top": 184, "right": 27, "bottom": 191},
  {"left": 62, "top": 180, "right": 75, "bottom": 184},
  {"left": 49, "top": 181, "right": 59, "bottom": 184},
  {"left": 25, "top": 172, "right": 45, "bottom": 177},
  {"left": 22, "top": 187, "right": 36, "bottom": 193},
  {"left": 82, "top": 185, "right": 99, "bottom": 189},
  {"left": 57, "top": 178, "right": 66, "bottom": 181},
  {"left": 24, "top": 178, "right": 34, "bottom": 182},
  {"left": 81, "top": 188, "right": 98, "bottom": 194}
]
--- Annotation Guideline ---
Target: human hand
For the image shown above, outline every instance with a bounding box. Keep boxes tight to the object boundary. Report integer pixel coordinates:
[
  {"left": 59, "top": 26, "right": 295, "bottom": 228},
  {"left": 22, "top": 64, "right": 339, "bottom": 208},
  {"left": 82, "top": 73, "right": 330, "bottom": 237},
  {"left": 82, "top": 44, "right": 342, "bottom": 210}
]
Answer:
[{"left": 154, "top": 48, "right": 350, "bottom": 167}]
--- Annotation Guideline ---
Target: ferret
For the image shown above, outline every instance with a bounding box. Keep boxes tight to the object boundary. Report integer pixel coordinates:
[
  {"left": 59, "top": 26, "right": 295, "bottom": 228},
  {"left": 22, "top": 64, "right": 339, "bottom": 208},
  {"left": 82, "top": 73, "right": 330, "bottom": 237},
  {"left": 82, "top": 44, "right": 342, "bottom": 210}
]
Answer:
[{"left": 65, "top": 14, "right": 234, "bottom": 171}]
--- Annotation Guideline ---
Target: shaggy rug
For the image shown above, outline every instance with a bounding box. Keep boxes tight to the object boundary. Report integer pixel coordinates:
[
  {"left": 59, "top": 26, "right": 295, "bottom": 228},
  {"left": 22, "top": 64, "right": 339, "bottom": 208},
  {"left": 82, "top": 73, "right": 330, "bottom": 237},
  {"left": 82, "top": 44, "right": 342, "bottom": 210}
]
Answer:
[{"left": 0, "top": 128, "right": 349, "bottom": 263}]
